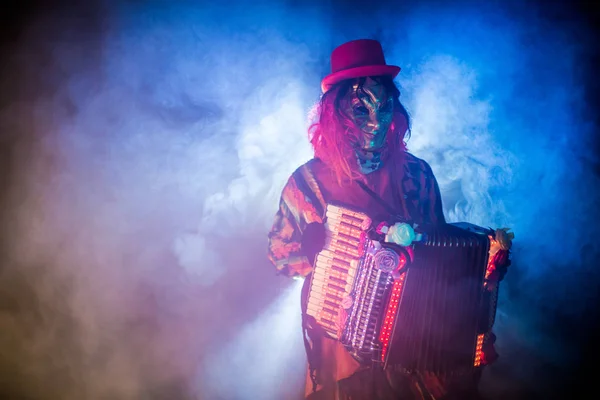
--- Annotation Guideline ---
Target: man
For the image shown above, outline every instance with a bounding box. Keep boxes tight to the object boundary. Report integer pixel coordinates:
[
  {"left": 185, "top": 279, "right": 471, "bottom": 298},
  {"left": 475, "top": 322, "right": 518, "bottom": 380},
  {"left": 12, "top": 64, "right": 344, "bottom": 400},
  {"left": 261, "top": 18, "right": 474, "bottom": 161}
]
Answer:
[{"left": 267, "top": 39, "right": 495, "bottom": 399}]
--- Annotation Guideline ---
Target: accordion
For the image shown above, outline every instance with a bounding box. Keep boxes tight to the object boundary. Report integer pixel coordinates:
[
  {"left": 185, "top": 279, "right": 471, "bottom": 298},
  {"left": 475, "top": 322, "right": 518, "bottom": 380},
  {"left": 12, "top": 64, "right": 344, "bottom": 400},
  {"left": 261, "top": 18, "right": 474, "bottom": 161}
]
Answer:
[{"left": 306, "top": 203, "right": 501, "bottom": 375}]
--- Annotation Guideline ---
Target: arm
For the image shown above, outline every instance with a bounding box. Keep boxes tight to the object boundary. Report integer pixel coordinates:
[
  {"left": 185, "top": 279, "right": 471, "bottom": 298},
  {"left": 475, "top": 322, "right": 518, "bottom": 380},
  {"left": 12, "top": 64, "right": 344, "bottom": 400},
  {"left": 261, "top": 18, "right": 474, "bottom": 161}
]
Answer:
[
  {"left": 267, "top": 173, "right": 324, "bottom": 278},
  {"left": 420, "top": 160, "right": 446, "bottom": 225}
]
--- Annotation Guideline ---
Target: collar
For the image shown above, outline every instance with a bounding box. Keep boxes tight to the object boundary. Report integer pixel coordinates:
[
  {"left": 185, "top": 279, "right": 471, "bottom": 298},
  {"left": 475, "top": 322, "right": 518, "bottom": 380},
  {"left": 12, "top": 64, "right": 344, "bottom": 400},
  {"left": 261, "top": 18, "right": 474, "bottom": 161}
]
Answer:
[{"left": 355, "top": 146, "right": 389, "bottom": 174}]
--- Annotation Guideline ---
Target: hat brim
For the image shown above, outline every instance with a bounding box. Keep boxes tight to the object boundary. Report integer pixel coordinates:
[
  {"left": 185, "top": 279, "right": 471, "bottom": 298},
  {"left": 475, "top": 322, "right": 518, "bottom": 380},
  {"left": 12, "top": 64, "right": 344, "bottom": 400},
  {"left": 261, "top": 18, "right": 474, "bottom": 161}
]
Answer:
[{"left": 321, "top": 65, "right": 401, "bottom": 93}]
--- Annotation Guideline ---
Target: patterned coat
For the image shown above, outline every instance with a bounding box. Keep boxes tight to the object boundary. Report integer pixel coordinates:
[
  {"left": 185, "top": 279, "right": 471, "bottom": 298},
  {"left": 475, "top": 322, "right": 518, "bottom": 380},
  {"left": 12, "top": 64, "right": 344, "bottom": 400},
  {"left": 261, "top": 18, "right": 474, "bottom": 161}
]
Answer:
[{"left": 267, "top": 152, "right": 482, "bottom": 400}]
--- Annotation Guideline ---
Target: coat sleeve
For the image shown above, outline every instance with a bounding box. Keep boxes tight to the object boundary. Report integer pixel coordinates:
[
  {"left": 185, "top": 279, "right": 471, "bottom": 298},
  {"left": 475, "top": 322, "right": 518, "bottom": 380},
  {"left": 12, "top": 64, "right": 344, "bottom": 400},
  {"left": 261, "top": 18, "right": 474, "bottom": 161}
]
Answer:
[
  {"left": 420, "top": 160, "right": 446, "bottom": 224},
  {"left": 267, "top": 173, "right": 324, "bottom": 278}
]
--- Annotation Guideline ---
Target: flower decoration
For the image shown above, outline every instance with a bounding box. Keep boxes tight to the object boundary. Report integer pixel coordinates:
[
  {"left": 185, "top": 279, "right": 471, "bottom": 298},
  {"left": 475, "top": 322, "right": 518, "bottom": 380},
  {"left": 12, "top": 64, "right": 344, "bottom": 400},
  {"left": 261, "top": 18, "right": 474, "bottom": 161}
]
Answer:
[
  {"left": 485, "top": 228, "right": 515, "bottom": 290},
  {"left": 489, "top": 227, "right": 514, "bottom": 256},
  {"left": 385, "top": 222, "right": 422, "bottom": 246},
  {"left": 373, "top": 248, "right": 400, "bottom": 273}
]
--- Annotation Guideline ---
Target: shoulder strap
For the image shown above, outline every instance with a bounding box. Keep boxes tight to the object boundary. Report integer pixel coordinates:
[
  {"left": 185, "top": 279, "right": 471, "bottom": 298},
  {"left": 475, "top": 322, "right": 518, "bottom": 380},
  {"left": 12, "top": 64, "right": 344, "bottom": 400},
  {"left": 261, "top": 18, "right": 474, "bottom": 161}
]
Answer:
[{"left": 295, "top": 162, "right": 327, "bottom": 220}]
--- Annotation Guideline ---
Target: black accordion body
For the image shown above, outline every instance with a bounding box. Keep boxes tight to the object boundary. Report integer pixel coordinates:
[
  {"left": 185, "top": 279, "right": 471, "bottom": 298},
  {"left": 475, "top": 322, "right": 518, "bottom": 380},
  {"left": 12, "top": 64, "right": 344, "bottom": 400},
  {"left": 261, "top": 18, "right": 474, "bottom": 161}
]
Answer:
[{"left": 306, "top": 203, "right": 500, "bottom": 376}]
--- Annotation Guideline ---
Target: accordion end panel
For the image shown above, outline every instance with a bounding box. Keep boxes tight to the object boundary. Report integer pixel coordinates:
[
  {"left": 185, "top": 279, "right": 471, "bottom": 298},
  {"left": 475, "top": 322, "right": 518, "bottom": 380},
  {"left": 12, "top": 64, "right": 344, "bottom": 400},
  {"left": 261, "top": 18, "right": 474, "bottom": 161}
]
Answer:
[{"left": 383, "top": 223, "right": 497, "bottom": 377}]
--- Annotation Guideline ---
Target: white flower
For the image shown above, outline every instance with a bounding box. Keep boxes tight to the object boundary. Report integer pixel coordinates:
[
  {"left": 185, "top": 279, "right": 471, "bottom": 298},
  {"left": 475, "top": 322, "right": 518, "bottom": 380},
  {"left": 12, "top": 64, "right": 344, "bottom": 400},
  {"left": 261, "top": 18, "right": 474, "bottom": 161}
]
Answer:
[{"left": 385, "top": 222, "right": 416, "bottom": 246}]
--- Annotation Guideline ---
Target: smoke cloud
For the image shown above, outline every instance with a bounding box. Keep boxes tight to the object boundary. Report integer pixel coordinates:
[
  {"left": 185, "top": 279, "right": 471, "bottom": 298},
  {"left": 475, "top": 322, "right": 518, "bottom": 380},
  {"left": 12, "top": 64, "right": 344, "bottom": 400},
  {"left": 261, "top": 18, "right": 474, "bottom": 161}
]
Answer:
[{"left": 0, "top": 1, "right": 597, "bottom": 399}]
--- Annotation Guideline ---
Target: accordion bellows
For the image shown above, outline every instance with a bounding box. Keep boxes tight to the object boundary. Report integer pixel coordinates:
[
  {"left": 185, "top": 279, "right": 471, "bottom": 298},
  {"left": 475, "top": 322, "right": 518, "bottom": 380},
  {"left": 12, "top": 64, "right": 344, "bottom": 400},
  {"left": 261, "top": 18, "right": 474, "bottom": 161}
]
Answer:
[{"left": 306, "top": 203, "right": 498, "bottom": 376}]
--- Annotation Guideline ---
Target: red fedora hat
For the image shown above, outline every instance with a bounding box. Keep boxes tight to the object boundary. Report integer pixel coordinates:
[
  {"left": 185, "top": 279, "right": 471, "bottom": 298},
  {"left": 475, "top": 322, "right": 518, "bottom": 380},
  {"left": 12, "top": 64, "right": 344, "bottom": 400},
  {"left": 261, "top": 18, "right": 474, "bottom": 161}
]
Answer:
[{"left": 321, "top": 39, "right": 400, "bottom": 93}]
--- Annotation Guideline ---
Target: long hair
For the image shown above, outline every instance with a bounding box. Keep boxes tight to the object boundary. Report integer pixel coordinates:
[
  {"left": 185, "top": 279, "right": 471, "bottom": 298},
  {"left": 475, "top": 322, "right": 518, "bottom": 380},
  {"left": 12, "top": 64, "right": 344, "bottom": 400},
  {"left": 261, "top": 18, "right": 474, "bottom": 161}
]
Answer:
[{"left": 308, "top": 76, "right": 411, "bottom": 186}]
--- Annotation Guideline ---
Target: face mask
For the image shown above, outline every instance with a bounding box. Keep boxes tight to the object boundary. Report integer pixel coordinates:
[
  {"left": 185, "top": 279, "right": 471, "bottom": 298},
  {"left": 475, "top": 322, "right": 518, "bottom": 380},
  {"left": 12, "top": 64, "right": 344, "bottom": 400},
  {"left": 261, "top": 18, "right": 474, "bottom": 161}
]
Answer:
[{"left": 343, "top": 77, "right": 394, "bottom": 151}]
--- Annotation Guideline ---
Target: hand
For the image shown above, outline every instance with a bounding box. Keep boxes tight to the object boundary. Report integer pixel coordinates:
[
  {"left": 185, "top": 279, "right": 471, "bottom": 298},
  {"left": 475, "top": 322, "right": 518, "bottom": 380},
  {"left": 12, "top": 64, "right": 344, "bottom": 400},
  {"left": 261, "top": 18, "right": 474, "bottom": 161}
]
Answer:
[{"left": 302, "top": 222, "right": 326, "bottom": 266}]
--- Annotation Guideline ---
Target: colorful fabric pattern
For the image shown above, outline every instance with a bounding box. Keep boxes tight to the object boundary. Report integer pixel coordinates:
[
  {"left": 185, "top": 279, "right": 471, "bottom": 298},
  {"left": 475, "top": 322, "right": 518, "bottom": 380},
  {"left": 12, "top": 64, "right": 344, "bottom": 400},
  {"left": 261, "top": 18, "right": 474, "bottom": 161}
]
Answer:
[{"left": 267, "top": 164, "right": 326, "bottom": 278}]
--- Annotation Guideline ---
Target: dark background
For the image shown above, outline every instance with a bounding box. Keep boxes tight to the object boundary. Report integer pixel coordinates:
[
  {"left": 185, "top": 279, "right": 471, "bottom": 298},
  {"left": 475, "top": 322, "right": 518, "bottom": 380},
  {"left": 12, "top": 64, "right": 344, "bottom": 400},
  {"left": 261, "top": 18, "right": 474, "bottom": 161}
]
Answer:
[{"left": 1, "top": 0, "right": 599, "bottom": 399}]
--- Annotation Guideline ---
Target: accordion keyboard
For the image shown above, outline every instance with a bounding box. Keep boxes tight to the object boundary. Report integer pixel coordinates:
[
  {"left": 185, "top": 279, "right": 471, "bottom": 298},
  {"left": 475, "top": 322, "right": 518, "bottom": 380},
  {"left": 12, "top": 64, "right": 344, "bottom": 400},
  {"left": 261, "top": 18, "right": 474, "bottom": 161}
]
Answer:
[{"left": 306, "top": 204, "right": 371, "bottom": 339}]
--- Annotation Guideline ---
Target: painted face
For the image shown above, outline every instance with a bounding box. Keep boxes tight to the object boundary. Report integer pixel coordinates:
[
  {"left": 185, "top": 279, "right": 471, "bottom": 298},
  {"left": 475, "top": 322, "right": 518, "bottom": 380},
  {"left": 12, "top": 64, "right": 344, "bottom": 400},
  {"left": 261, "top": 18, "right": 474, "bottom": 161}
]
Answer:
[{"left": 343, "top": 77, "right": 394, "bottom": 151}]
